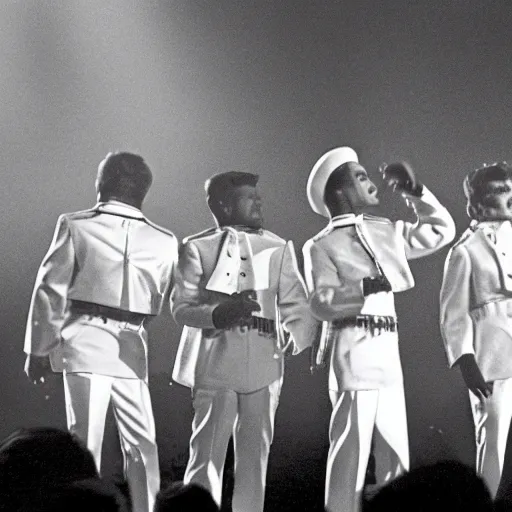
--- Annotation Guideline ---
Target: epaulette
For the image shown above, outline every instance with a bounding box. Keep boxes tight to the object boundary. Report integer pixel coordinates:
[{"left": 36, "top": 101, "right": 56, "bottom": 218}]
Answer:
[
  {"left": 310, "top": 224, "right": 334, "bottom": 243},
  {"left": 182, "top": 227, "right": 219, "bottom": 244},
  {"left": 143, "top": 218, "right": 177, "bottom": 238},
  {"left": 260, "top": 229, "right": 285, "bottom": 244},
  {"left": 63, "top": 207, "right": 99, "bottom": 221},
  {"left": 362, "top": 214, "right": 392, "bottom": 224}
]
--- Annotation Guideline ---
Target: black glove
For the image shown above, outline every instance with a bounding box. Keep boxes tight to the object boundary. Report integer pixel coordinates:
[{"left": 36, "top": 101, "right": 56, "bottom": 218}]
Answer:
[
  {"left": 457, "top": 354, "right": 493, "bottom": 400},
  {"left": 24, "top": 354, "right": 52, "bottom": 386},
  {"left": 362, "top": 276, "right": 392, "bottom": 296},
  {"left": 379, "top": 161, "right": 423, "bottom": 197},
  {"left": 212, "top": 290, "right": 261, "bottom": 329}
]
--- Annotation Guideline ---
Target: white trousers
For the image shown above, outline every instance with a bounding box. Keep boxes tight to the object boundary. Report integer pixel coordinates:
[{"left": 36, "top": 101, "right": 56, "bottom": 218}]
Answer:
[
  {"left": 63, "top": 372, "right": 160, "bottom": 512},
  {"left": 470, "top": 377, "right": 512, "bottom": 498},
  {"left": 325, "top": 383, "right": 409, "bottom": 512},
  {"left": 184, "top": 379, "right": 281, "bottom": 512}
]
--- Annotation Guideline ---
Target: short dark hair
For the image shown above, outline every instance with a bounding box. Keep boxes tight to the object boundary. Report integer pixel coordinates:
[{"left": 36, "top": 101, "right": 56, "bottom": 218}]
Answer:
[
  {"left": 463, "top": 161, "right": 512, "bottom": 219},
  {"left": 96, "top": 152, "right": 153, "bottom": 202},
  {"left": 323, "top": 163, "right": 354, "bottom": 213},
  {"left": 205, "top": 171, "right": 259, "bottom": 218}
]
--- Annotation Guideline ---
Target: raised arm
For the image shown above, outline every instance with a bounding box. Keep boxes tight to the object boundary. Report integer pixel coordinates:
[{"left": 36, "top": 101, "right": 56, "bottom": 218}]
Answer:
[
  {"left": 379, "top": 162, "right": 455, "bottom": 259},
  {"left": 399, "top": 186, "right": 456, "bottom": 260}
]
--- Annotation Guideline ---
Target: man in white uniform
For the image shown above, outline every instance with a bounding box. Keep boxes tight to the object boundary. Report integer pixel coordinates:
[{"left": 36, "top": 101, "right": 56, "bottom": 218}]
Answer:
[
  {"left": 24, "top": 152, "right": 178, "bottom": 512},
  {"left": 440, "top": 161, "right": 512, "bottom": 498},
  {"left": 171, "top": 171, "right": 317, "bottom": 512},
  {"left": 303, "top": 147, "right": 455, "bottom": 512}
]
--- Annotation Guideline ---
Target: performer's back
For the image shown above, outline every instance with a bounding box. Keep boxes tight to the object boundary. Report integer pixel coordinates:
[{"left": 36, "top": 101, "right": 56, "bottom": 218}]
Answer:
[{"left": 63, "top": 202, "right": 176, "bottom": 314}]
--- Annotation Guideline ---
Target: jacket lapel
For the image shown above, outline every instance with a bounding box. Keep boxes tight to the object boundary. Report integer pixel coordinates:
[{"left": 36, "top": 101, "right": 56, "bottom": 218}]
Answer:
[
  {"left": 357, "top": 220, "right": 415, "bottom": 292},
  {"left": 475, "top": 227, "right": 508, "bottom": 289}
]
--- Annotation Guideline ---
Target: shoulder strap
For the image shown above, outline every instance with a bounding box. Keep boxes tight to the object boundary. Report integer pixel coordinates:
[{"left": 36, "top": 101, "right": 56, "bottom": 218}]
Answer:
[
  {"left": 355, "top": 223, "right": 385, "bottom": 276},
  {"left": 144, "top": 218, "right": 176, "bottom": 238}
]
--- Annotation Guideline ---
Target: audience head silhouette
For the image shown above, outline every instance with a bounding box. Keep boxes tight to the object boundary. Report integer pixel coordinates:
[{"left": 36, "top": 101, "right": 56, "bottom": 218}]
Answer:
[
  {"left": 0, "top": 427, "right": 100, "bottom": 511},
  {"left": 364, "top": 460, "right": 493, "bottom": 512},
  {"left": 35, "top": 478, "right": 127, "bottom": 512},
  {"left": 155, "top": 481, "right": 219, "bottom": 512}
]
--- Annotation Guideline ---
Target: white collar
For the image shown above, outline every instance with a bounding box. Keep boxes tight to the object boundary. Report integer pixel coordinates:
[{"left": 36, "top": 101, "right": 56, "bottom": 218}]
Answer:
[
  {"left": 330, "top": 213, "right": 364, "bottom": 228},
  {"left": 472, "top": 219, "right": 512, "bottom": 231},
  {"left": 95, "top": 200, "right": 145, "bottom": 219},
  {"left": 216, "top": 224, "right": 264, "bottom": 235}
]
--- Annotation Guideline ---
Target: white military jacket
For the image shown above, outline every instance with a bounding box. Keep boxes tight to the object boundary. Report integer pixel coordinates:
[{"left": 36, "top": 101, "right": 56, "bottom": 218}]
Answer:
[
  {"left": 303, "top": 187, "right": 456, "bottom": 390},
  {"left": 440, "top": 220, "right": 512, "bottom": 381},
  {"left": 171, "top": 226, "right": 318, "bottom": 393},
  {"left": 24, "top": 201, "right": 178, "bottom": 374}
]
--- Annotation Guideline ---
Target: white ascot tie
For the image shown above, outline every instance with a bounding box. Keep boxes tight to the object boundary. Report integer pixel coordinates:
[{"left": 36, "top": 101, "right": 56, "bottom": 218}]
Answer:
[
  {"left": 206, "top": 227, "right": 279, "bottom": 295},
  {"left": 206, "top": 227, "right": 242, "bottom": 295}
]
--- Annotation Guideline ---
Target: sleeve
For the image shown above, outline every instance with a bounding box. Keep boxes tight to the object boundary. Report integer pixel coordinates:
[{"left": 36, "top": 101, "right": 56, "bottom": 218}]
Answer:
[
  {"left": 170, "top": 241, "right": 218, "bottom": 329},
  {"left": 24, "top": 215, "right": 76, "bottom": 356},
  {"left": 158, "top": 236, "right": 179, "bottom": 316},
  {"left": 439, "top": 244, "right": 475, "bottom": 366},
  {"left": 399, "top": 186, "right": 456, "bottom": 260},
  {"left": 276, "top": 241, "right": 319, "bottom": 354},
  {"left": 302, "top": 239, "right": 365, "bottom": 322}
]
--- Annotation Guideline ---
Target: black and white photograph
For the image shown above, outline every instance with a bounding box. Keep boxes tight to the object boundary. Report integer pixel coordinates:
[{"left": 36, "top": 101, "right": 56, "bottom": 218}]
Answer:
[{"left": 1, "top": 1, "right": 512, "bottom": 511}]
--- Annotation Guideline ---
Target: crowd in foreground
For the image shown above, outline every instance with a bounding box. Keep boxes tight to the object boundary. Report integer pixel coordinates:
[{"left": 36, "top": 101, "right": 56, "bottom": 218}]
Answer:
[{"left": 0, "top": 426, "right": 511, "bottom": 512}]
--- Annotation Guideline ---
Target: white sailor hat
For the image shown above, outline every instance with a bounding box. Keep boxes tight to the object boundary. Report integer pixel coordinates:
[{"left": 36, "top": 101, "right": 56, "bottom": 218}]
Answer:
[{"left": 306, "top": 146, "right": 359, "bottom": 217}]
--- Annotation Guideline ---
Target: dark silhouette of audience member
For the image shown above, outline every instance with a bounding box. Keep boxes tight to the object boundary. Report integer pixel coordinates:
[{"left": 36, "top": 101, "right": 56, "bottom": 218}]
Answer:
[
  {"left": 495, "top": 497, "right": 512, "bottom": 512},
  {"left": 363, "top": 460, "right": 493, "bottom": 512},
  {"left": 35, "top": 478, "right": 127, "bottom": 512},
  {"left": 495, "top": 478, "right": 512, "bottom": 512},
  {"left": 154, "top": 481, "right": 219, "bottom": 512},
  {"left": 0, "top": 427, "right": 123, "bottom": 511}
]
